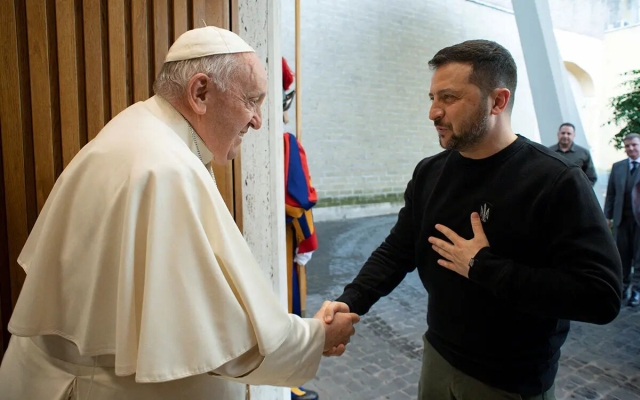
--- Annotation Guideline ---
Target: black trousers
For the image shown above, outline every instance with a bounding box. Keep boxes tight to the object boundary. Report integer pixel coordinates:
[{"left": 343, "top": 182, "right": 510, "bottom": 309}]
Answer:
[{"left": 614, "top": 216, "right": 640, "bottom": 286}]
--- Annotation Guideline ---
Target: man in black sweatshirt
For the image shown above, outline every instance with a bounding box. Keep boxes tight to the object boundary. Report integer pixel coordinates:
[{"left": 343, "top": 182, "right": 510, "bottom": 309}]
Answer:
[{"left": 326, "top": 40, "right": 622, "bottom": 399}]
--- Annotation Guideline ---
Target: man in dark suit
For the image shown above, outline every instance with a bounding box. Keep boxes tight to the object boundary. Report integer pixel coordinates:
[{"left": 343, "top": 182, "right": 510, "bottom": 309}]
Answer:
[{"left": 605, "top": 133, "right": 640, "bottom": 307}]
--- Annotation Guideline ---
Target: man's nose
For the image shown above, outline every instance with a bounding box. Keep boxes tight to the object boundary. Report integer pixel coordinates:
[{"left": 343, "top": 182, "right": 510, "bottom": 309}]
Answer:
[
  {"left": 251, "top": 107, "right": 262, "bottom": 130},
  {"left": 429, "top": 104, "right": 443, "bottom": 121}
]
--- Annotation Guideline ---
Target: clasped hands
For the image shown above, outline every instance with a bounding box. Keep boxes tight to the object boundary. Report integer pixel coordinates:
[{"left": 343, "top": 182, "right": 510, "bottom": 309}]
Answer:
[{"left": 313, "top": 301, "right": 359, "bottom": 357}]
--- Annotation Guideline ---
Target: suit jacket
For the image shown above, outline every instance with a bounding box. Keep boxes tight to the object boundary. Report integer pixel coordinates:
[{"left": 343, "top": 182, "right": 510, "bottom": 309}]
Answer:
[
  {"left": 633, "top": 181, "right": 640, "bottom": 227},
  {"left": 604, "top": 159, "right": 640, "bottom": 227}
]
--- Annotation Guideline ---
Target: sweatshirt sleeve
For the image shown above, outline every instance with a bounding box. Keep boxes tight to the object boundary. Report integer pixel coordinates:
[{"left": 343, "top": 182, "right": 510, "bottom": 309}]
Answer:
[
  {"left": 468, "top": 167, "right": 622, "bottom": 324},
  {"left": 336, "top": 170, "right": 418, "bottom": 315}
]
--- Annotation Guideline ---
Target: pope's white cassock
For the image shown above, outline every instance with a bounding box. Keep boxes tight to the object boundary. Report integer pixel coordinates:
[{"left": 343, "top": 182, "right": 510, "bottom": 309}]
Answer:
[{"left": 0, "top": 27, "right": 325, "bottom": 400}]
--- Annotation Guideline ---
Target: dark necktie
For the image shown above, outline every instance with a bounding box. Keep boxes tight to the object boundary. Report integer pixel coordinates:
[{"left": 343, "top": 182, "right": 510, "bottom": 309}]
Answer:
[{"left": 632, "top": 161, "right": 638, "bottom": 175}]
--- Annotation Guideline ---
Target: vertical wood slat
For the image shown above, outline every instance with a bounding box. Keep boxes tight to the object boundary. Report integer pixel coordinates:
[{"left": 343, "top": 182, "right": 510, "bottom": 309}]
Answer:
[
  {"left": 0, "top": 120, "right": 5, "bottom": 357},
  {"left": 108, "top": 0, "right": 128, "bottom": 117},
  {"left": 232, "top": 157, "right": 243, "bottom": 231},
  {"left": 173, "top": 0, "right": 188, "bottom": 41},
  {"left": 230, "top": 0, "right": 243, "bottom": 230},
  {"left": 0, "top": 121, "right": 12, "bottom": 356},
  {"left": 153, "top": 0, "right": 169, "bottom": 78},
  {"left": 192, "top": 0, "right": 206, "bottom": 28},
  {"left": 230, "top": 0, "right": 239, "bottom": 32},
  {"left": 206, "top": 0, "right": 228, "bottom": 28},
  {"left": 56, "top": 0, "right": 83, "bottom": 167},
  {"left": 84, "top": 0, "right": 107, "bottom": 140},
  {"left": 212, "top": 164, "right": 234, "bottom": 213},
  {"left": 132, "top": 0, "right": 150, "bottom": 102},
  {"left": 0, "top": 0, "right": 30, "bottom": 308},
  {"left": 26, "top": 0, "right": 59, "bottom": 212},
  {"left": 205, "top": 0, "right": 234, "bottom": 214}
]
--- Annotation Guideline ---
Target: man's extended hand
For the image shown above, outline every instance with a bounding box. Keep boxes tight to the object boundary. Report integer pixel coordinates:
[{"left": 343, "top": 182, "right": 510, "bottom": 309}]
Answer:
[
  {"left": 428, "top": 212, "right": 489, "bottom": 278},
  {"left": 313, "top": 301, "right": 359, "bottom": 356},
  {"left": 320, "top": 301, "right": 351, "bottom": 324}
]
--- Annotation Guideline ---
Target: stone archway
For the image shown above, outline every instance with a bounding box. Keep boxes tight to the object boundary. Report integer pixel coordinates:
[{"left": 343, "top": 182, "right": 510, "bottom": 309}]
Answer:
[{"left": 563, "top": 61, "right": 598, "bottom": 149}]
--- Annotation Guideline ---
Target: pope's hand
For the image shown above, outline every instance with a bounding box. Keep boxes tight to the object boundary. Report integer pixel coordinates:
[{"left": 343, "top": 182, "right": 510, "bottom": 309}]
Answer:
[{"left": 313, "top": 301, "right": 359, "bottom": 356}]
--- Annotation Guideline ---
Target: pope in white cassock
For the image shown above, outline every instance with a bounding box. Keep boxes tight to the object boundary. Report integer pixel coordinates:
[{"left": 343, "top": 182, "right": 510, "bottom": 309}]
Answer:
[{"left": 0, "top": 27, "right": 359, "bottom": 399}]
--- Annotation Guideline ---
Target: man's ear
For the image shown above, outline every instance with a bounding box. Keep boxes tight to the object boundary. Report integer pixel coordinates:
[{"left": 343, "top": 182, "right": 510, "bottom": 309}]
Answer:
[
  {"left": 491, "top": 88, "right": 511, "bottom": 115},
  {"left": 186, "top": 73, "right": 210, "bottom": 116}
]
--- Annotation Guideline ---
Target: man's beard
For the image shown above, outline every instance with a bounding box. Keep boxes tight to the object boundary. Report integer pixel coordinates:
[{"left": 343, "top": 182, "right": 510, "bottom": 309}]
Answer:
[{"left": 436, "top": 100, "right": 490, "bottom": 152}]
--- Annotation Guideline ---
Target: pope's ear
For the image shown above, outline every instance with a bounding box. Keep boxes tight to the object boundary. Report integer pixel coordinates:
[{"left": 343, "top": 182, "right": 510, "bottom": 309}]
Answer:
[{"left": 186, "top": 73, "right": 211, "bottom": 115}]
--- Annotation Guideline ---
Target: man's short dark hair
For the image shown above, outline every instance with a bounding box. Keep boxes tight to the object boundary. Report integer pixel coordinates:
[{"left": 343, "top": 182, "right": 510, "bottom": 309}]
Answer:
[
  {"left": 559, "top": 122, "right": 575, "bottom": 131},
  {"left": 428, "top": 39, "right": 517, "bottom": 111},
  {"left": 624, "top": 133, "right": 640, "bottom": 142}
]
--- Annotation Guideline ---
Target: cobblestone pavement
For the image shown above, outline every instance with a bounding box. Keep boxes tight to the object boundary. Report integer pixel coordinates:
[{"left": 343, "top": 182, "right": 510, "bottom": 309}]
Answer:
[{"left": 302, "top": 215, "right": 640, "bottom": 400}]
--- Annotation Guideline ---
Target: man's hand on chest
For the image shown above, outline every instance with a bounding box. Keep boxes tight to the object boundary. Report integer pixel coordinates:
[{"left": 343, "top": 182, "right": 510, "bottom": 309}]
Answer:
[{"left": 427, "top": 212, "right": 490, "bottom": 278}]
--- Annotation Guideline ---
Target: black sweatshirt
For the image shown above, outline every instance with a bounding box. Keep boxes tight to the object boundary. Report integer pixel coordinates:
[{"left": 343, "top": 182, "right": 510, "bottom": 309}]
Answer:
[{"left": 336, "top": 135, "right": 622, "bottom": 396}]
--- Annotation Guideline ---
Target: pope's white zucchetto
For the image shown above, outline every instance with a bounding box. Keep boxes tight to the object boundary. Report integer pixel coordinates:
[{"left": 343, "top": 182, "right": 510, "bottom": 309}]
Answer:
[{"left": 164, "top": 26, "right": 254, "bottom": 62}]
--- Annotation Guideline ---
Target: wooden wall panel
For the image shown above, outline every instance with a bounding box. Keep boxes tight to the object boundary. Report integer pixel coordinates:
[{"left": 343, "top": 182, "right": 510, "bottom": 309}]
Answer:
[
  {"left": 173, "top": 0, "right": 189, "bottom": 40},
  {"left": 206, "top": 0, "right": 229, "bottom": 29},
  {"left": 0, "top": 128, "right": 10, "bottom": 358},
  {"left": 213, "top": 163, "right": 235, "bottom": 213},
  {"left": 108, "top": 0, "right": 130, "bottom": 118},
  {"left": 84, "top": 0, "right": 109, "bottom": 141},
  {"left": 206, "top": 0, "right": 234, "bottom": 215},
  {"left": 56, "top": 0, "right": 85, "bottom": 167},
  {"left": 0, "top": 0, "right": 237, "bottom": 353},
  {"left": 230, "top": 0, "right": 243, "bottom": 231},
  {"left": 0, "top": 0, "right": 32, "bottom": 317},
  {"left": 26, "top": 0, "right": 60, "bottom": 212},
  {"left": 132, "top": 0, "right": 151, "bottom": 102},
  {"left": 192, "top": 0, "right": 206, "bottom": 29},
  {"left": 153, "top": 0, "right": 169, "bottom": 77}
]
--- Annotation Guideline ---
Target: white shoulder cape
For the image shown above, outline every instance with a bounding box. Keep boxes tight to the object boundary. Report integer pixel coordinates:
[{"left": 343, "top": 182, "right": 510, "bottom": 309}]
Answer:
[{"left": 9, "top": 96, "right": 292, "bottom": 383}]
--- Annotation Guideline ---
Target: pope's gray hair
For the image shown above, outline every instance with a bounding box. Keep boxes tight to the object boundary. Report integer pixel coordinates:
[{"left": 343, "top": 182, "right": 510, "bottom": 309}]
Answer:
[{"left": 153, "top": 53, "right": 244, "bottom": 101}]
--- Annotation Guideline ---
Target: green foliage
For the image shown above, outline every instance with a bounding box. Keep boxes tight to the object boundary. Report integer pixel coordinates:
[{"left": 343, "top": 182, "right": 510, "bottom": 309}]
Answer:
[{"left": 606, "top": 70, "right": 640, "bottom": 149}]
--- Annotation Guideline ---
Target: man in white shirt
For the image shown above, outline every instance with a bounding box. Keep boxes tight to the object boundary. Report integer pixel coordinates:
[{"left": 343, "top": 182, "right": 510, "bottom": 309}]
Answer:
[
  {"left": 0, "top": 26, "right": 358, "bottom": 399},
  {"left": 605, "top": 133, "right": 640, "bottom": 307}
]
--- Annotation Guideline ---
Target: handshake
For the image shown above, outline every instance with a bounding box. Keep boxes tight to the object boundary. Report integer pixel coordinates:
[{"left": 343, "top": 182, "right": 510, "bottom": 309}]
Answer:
[{"left": 313, "top": 301, "right": 360, "bottom": 357}]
